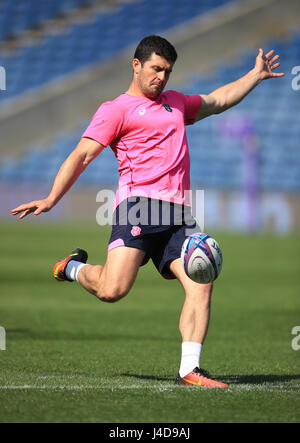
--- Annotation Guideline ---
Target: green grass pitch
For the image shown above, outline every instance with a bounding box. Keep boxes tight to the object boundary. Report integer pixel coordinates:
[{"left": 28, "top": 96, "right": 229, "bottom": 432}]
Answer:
[{"left": 0, "top": 221, "right": 299, "bottom": 423}]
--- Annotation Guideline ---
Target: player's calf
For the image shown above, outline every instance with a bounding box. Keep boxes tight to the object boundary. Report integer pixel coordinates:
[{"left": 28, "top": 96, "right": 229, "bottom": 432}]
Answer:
[
  {"left": 75, "top": 263, "right": 131, "bottom": 302},
  {"left": 54, "top": 245, "right": 143, "bottom": 304}
]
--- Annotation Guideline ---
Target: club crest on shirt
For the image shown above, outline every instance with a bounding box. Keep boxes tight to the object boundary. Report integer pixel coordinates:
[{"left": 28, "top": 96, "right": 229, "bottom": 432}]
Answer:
[
  {"left": 131, "top": 226, "right": 141, "bottom": 237},
  {"left": 163, "top": 104, "right": 172, "bottom": 112}
]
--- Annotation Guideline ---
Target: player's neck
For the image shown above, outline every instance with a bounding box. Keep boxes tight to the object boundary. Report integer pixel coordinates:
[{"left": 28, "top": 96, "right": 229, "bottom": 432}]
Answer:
[{"left": 126, "top": 83, "right": 157, "bottom": 100}]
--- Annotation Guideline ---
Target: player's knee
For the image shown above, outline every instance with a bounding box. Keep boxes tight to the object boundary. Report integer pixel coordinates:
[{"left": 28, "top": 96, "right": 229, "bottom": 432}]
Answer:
[{"left": 96, "top": 285, "right": 129, "bottom": 303}]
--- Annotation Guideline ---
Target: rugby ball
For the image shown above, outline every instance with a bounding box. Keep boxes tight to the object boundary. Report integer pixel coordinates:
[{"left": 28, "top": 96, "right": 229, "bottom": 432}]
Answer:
[{"left": 181, "top": 233, "right": 223, "bottom": 283}]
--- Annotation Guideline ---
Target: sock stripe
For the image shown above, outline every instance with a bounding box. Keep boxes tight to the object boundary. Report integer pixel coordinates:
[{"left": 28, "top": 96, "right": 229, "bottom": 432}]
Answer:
[{"left": 65, "top": 261, "right": 87, "bottom": 282}]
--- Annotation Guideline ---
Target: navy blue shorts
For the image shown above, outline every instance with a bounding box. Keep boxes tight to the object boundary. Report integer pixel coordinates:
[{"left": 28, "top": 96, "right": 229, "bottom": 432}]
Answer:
[{"left": 108, "top": 197, "right": 199, "bottom": 279}]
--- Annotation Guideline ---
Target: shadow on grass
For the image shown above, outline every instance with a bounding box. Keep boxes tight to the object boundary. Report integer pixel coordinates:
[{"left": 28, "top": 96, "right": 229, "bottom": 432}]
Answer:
[
  {"left": 221, "top": 374, "right": 300, "bottom": 384},
  {"left": 121, "top": 372, "right": 300, "bottom": 385}
]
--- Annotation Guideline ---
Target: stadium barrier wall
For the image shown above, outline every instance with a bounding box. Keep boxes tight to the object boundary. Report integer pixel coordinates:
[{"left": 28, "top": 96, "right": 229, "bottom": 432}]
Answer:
[{"left": 3, "top": 184, "right": 300, "bottom": 234}]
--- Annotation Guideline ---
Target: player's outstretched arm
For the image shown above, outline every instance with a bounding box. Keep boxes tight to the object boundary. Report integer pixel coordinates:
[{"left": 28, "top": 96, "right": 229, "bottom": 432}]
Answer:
[
  {"left": 11, "top": 198, "right": 54, "bottom": 220},
  {"left": 11, "top": 137, "right": 104, "bottom": 219},
  {"left": 196, "top": 48, "right": 285, "bottom": 121}
]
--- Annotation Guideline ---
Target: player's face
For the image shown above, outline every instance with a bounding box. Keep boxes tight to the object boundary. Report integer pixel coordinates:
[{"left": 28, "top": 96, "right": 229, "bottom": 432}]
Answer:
[{"left": 134, "top": 53, "right": 173, "bottom": 98}]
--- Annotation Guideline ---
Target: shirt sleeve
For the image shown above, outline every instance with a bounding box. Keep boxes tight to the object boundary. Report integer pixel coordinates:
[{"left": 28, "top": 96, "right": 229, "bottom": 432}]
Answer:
[
  {"left": 183, "top": 94, "right": 202, "bottom": 125},
  {"left": 82, "top": 101, "right": 123, "bottom": 147}
]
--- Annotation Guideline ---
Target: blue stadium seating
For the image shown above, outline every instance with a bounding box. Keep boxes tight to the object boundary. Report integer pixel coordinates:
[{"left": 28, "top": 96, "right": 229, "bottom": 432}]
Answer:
[
  {"left": 0, "top": 122, "right": 119, "bottom": 186},
  {"left": 184, "top": 33, "right": 300, "bottom": 191},
  {"left": 0, "top": 0, "right": 230, "bottom": 101},
  {"left": 0, "top": 0, "right": 92, "bottom": 41},
  {"left": 0, "top": 5, "right": 299, "bottom": 193}
]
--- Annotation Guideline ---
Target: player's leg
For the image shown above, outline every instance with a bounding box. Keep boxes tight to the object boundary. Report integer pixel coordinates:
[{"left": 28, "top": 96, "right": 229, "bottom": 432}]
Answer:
[
  {"left": 53, "top": 198, "right": 149, "bottom": 302},
  {"left": 53, "top": 246, "right": 146, "bottom": 303},
  {"left": 169, "top": 258, "right": 213, "bottom": 344},
  {"left": 77, "top": 246, "right": 146, "bottom": 302},
  {"left": 169, "top": 258, "right": 227, "bottom": 388}
]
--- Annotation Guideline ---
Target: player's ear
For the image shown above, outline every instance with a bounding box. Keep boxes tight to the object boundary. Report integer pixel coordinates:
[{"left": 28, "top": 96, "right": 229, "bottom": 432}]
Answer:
[{"left": 132, "top": 58, "right": 141, "bottom": 75}]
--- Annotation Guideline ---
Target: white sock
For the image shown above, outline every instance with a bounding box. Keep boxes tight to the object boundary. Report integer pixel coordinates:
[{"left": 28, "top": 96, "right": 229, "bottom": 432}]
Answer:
[
  {"left": 65, "top": 260, "right": 87, "bottom": 282},
  {"left": 179, "top": 342, "right": 202, "bottom": 378}
]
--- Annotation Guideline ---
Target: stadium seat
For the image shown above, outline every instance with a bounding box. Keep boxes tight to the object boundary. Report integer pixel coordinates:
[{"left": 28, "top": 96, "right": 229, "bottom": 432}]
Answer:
[
  {"left": 0, "top": 0, "right": 233, "bottom": 101},
  {"left": 0, "top": 0, "right": 92, "bottom": 41},
  {"left": 0, "top": 5, "right": 299, "bottom": 193}
]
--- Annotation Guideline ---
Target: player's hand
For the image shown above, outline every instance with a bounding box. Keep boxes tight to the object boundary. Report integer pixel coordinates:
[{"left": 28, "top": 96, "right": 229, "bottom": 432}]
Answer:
[
  {"left": 11, "top": 198, "right": 53, "bottom": 219},
  {"left": 254, "top": 48, "right": 285, "bottom": 81}
]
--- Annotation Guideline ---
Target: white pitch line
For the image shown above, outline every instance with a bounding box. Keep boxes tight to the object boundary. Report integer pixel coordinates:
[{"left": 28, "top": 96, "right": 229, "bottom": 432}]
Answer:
[
  {"left": 0, "top": 383, "right": 299, "bottom": 392},
  {"left": 0, "top": 384, "right": 174, "bottom": 391}
]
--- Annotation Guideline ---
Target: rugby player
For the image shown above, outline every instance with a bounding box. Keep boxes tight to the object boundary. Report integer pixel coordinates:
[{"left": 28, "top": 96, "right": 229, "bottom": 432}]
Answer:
[{"left": 12, "top": 35, "right": 284, "bottom": 387}]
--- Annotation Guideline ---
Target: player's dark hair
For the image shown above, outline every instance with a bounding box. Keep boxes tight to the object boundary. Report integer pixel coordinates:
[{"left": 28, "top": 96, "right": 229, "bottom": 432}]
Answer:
[{"left": 134, "top": 35, "right": 177, "bottom": 65}]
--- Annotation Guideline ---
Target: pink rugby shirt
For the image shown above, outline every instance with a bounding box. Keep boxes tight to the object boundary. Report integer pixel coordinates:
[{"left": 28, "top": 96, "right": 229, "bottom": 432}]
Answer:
[{"left": 82, "top": 90, "right": 202, "bottom": 206}]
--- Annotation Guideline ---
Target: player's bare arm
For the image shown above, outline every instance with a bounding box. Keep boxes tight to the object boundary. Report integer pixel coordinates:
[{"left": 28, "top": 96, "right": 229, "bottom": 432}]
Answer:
[
  {"left": 11, "top": 137, "right": 104, "bottom": 219},
  {"left": 196, "top": 48, "right": 284, "bottom": 121}
]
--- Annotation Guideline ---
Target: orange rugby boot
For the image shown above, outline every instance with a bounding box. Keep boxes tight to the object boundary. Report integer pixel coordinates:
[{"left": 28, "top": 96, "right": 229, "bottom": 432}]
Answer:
[
  {"left": 53, "top": 248, "right": 88, "bottom": 282},
  {"left": 175, "top": 367, "right": 228, "bottom": 388}
]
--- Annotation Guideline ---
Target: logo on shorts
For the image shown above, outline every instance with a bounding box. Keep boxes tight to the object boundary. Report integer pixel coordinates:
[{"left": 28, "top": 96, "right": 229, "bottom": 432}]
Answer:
[
  {"left": 131, "top": 226, "right": 141, "bottom": 237},
  {"left": 163, "top": 104, "right": 172, "bottom": 112}
]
